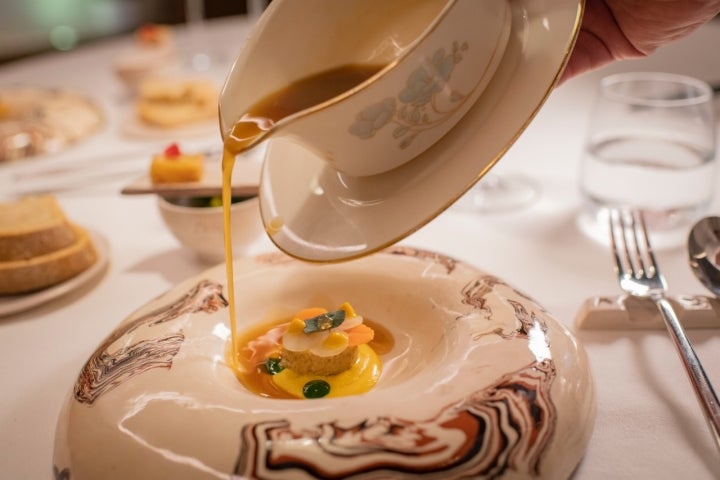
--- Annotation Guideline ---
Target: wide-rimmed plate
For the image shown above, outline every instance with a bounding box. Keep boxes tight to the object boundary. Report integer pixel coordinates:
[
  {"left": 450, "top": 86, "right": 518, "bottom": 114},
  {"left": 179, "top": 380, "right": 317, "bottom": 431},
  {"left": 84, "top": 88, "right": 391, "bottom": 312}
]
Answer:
[
  {"left": 259, "top": 0, "right": 583, "bottom": 262},
  {"left": 54, "top": 247, "right": 595, "bottom": 479},
  {"left": 0, "top": 229, "right": 109, "bottom": 317},
  {"left": 120, "top": 114, "right": 217, "bottom": 140},
  {"left": 0, "top": 87, "right": 105, "bottom": 162}
]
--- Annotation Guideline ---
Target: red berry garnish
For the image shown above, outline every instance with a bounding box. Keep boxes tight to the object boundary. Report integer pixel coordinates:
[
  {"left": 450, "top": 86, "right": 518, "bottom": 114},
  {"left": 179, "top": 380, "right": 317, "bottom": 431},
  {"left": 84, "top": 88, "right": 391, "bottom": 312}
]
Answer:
[{"left": 163, "top": 143, "right": 181, "bottom": 157}]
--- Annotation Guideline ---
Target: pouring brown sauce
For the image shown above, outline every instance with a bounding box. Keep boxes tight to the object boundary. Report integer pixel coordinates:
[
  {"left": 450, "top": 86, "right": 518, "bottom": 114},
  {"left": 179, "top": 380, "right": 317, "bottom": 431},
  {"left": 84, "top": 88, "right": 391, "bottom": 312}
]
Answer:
[{"left": 221, "top": 64, "right": 384, "bottom": 367}]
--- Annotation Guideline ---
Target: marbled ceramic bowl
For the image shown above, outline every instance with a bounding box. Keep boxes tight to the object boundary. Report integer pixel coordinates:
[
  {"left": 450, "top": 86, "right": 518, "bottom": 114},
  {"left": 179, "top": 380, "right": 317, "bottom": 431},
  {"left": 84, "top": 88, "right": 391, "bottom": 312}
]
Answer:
[{"left": 54, "top": 247, "right": 595, "bottom": 479}]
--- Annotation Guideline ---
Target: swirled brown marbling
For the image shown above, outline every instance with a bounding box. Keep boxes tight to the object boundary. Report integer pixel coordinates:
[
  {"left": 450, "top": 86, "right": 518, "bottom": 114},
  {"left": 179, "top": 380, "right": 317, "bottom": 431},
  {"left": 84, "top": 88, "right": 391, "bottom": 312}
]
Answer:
[
  {"left": 74, "top": 279, "right": 227, "bottom": 405},
  {"left": 234, "top": 360, "right": 556, "bottom": 479}
]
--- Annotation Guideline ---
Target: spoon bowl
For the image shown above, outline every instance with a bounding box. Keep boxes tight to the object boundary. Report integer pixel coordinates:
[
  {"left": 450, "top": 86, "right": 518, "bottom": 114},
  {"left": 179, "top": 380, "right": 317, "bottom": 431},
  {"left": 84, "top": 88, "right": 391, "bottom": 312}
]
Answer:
[{"left": 688, "top": 216, "right": 720, "bottom": 297}]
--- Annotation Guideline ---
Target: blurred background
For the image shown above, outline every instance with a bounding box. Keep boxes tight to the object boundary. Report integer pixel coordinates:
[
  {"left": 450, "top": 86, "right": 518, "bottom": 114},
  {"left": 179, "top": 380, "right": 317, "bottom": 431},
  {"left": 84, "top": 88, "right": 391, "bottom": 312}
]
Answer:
[{"left": 0, "top": 0, "right": 267, "bottom": 64}]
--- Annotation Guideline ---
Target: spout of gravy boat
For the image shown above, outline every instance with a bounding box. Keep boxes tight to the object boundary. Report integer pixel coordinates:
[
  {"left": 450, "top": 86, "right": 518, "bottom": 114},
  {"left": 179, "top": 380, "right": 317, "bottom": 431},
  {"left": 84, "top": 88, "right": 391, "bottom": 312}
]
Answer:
[{"left": 219, "top": 0, "right": 512, "bottom": 177}]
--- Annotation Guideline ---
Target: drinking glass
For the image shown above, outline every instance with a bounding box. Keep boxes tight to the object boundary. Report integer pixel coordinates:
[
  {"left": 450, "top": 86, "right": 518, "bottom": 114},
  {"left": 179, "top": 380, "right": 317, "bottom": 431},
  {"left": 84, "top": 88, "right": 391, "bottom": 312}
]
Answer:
[
  {"left": 246, "top": 0, "right": 269, "bottom": 21},
  {"left": 182, "top": 0, "right": 211, "bottom": 71},
  {"left": 454, "top": 172, "right": 539, "bottom": 212},
  {"left": 577, "top": 72, "right": 717, "bottom": 248}
]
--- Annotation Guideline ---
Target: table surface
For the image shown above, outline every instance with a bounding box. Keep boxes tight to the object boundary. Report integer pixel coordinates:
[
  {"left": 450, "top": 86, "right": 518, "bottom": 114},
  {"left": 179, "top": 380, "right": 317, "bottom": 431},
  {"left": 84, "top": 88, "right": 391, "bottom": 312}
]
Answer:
[{"left": 2, "top": 13, "right": 720, "bottom": 480}]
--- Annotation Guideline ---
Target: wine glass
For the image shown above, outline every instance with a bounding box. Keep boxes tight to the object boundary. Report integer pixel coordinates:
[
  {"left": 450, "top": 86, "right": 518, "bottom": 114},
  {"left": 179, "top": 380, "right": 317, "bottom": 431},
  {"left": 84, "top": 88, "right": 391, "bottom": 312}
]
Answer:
[
  {"left": 453, "top": 172, "right": 539, "bottom": 213},
  {"left": 246, "top": 0, "right": 269, "bottom": 22},
  {"left": 577, "top": 71, "right": 717, "bottom": 249},
  {"left": 183, "top": 0, "right": 217, "bottom": 72}
]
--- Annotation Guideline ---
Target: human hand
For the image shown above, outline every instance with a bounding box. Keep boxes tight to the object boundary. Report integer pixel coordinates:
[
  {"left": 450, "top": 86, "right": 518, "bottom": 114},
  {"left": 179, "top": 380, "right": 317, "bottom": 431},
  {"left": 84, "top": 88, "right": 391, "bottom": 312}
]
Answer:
[{"left": 561, "top": 0, "right": 720, "bottom": 82}]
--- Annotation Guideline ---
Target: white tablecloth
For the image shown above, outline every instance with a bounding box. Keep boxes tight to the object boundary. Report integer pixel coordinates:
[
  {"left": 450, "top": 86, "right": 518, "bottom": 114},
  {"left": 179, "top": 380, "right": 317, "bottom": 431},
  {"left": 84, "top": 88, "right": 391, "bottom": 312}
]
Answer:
[{"left": 1, "top": 13, "right": 720, "bottom": 480}]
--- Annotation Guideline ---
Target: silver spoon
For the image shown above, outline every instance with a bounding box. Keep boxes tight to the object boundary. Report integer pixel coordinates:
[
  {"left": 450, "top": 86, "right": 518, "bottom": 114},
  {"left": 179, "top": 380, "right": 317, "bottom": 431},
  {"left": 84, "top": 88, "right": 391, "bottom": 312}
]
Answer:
[{"left": 688, "top": 216, "right": 720, "bottom": 297}]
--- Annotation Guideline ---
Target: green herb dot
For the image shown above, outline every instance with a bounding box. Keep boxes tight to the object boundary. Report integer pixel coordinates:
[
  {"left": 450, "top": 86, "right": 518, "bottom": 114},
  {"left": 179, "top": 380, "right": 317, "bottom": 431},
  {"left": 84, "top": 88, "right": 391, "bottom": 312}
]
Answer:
[
  {"left": 264, "top": 357, "right": 284, "bottom": 375},
  {"left": 303, "top": 380, "right": 331, "bottom": 399}
]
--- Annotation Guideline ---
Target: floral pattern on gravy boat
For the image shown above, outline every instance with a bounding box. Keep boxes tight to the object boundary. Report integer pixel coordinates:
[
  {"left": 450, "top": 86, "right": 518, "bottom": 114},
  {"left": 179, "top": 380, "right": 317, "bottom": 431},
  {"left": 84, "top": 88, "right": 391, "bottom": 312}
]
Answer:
[
  {"left": 349, "top": 41, "right": 473, "bottom": 150},
  {"left": 53, "top": 247, "right": 595, "bottom": 479}
]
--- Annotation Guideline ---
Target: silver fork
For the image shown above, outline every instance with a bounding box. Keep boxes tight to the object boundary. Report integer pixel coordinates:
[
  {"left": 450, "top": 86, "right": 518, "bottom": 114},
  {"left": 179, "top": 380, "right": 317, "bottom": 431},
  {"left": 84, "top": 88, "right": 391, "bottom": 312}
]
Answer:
[{"left": 609, "top": 208, "right": 720, "bottom": 450}]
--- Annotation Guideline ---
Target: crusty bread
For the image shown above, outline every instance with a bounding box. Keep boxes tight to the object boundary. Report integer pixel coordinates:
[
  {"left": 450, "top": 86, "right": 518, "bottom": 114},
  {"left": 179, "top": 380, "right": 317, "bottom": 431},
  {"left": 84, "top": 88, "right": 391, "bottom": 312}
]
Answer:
[
  {"left": 0, "top": 224, "right": 97, "bottom": 295},
  {"left": 0, "top": 196, "right": 76, "bottom": 261}
]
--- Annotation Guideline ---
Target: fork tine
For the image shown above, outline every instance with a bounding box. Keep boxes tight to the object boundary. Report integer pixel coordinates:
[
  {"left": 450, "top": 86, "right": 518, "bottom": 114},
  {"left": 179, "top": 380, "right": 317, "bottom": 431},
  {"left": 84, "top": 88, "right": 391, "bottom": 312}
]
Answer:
[
  {"left": 627, "top": 209, "right": 646, "bottom": 278},
  {"left": 609, "top": 208, "right": 640, "bottom": 279},
  {"left": 609, "top": 208, "right": 656, "bottom": 280},
  {"left": 606, "top": 208, "right": 720, "bottom": 450},
  {"left": 608, "top": 208, "right": 628, "bottom": 278},
  {"left": 630, "top": 209, "right": 668, "bottom": 291},
  {"left": 631, "top": 209, "right": 659, "bottom": 279}
]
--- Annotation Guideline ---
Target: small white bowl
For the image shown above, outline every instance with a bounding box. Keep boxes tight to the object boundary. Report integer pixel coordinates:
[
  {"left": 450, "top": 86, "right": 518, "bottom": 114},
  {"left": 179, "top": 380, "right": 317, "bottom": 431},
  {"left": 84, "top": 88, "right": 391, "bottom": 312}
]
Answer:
[{"left": 157, "top": 195, "right": 265, "bottom": 264}]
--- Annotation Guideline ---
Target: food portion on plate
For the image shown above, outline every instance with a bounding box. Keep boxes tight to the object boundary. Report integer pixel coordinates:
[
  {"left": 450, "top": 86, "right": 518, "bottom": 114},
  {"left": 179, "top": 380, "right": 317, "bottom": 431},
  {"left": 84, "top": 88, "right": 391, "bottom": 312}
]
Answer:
[
  {"left": 0, "top": 87, "right": 104, "bottom": 162},
  {"left": 121, "top": 142, "right": 260, "bottom": 197},
  {"left": 112, "top": 23, "right": 178, "bottom": 92},
  {"left": 234, "top": 302, "right": 390, "bottom": 399},
  {"left": 135, "top": 77, "right": 218, "bottom": 129},
  {"left": 0, "top": 195, "right": 98, "bottom": 295},
  {"left": 149, "top": 142, "right": 204, "bottom": 184}
]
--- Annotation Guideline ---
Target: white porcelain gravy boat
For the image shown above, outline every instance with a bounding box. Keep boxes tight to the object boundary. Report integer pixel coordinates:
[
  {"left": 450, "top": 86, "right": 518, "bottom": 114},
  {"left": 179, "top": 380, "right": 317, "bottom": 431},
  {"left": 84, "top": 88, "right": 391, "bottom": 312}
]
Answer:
[{"left": 219, "top": 0, "right": 511, "bottom": 177}]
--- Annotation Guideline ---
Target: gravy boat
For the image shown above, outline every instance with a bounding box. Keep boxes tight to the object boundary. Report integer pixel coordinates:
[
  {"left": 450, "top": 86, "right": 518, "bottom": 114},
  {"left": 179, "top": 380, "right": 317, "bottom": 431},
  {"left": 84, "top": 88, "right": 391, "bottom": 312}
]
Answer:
[{"left": 219, "top": 0, "right": 511, "bottom": 177}]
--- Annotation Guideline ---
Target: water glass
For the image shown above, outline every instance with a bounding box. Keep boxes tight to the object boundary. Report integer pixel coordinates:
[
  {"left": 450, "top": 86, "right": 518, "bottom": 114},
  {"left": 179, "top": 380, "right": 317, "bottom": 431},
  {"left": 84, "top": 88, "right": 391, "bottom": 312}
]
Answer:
[{"left": 578, "top": 72, "right": 717, "bottom": 248}]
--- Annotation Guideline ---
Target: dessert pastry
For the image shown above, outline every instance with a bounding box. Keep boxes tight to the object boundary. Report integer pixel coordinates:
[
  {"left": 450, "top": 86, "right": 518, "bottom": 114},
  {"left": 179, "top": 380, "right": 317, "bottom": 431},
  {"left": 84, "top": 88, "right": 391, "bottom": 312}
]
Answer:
[
  {"left": 136, "top": 78, "right": 218, "bottom": 128},
  {"left": 149, "top": 143, "right": 204, "bottom": 183},
  {"left": 0, "top": 196, "right": 98, "bottom": 294},
  {"left": 237, "top": 302, "right": 383, "bottom": 399},
  {"left": 135, "top": 23, "right": 173, "bottom": 46}
]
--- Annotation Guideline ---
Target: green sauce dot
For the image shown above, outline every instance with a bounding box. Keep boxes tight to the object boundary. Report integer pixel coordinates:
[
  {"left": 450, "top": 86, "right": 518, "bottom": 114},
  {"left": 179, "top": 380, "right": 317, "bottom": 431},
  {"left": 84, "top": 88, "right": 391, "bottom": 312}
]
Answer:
[
  {"left": 264, "top": 357, "right": 284, "bottom": 375},
  {"left": 303, "top": 380, "right": 331, "bottom": 398}
]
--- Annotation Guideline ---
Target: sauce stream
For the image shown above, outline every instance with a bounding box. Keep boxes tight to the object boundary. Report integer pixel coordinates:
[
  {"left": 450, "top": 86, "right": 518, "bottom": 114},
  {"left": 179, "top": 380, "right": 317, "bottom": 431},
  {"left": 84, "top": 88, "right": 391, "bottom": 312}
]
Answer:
[{"left": 221, "top": 64, "right": 384, "bottom": 369}]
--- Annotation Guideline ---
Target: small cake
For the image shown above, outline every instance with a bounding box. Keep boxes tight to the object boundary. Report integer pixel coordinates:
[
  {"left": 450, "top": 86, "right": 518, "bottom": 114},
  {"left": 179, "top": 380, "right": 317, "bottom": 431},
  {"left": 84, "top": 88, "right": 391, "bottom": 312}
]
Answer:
[
  {"left": 113, "top": 24, "right": 177, "bottom": 92},
  {"left": 280, "top": 305, "right": 370, "bottom": 376},
  {"left": 238, "top": 302, "right": 382, "bottom": 399},
  {"left": 135, "top": 23, "right": 173, "bottom": 46},
  {"left": 136, "top": 77, "right": 217, "bottom": 128},
  {"left": 150, "top": 143, "right": 204, "bottom": 183}
]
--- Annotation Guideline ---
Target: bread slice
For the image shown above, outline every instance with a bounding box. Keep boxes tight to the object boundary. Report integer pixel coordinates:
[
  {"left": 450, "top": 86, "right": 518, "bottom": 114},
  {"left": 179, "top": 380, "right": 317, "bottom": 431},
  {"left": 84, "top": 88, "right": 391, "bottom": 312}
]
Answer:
[
  {"left": 0, "top": 224, "right": 98, "bottom": 295},
  {"left": 0, "top": 196, "right": 76, "bottom": 261}
]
